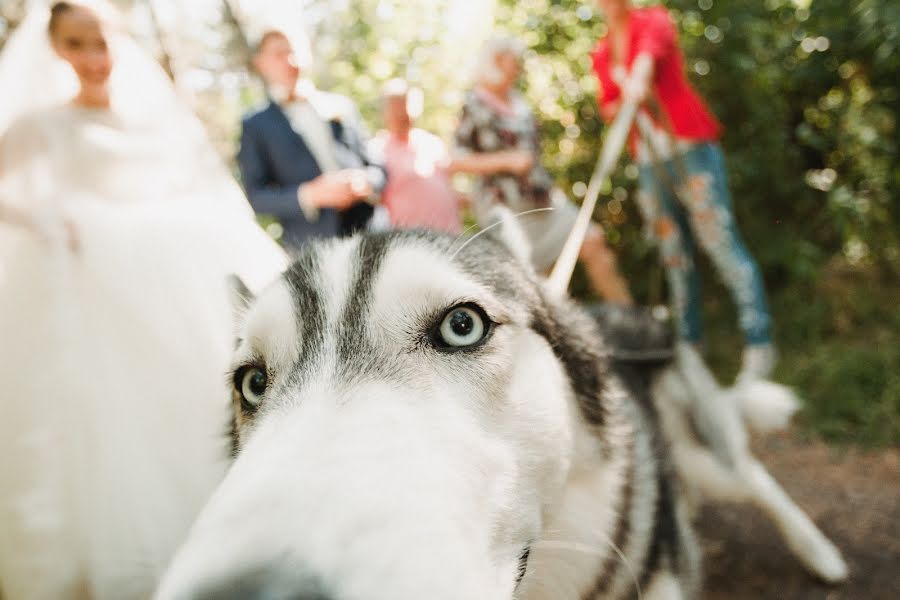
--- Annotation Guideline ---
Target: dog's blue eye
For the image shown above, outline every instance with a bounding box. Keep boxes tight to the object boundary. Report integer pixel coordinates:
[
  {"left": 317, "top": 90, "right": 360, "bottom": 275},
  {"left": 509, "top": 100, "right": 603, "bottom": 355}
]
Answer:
[
  {"left": 238, "top": 367, "right": 267, "bottom": 409},
  {"left": 437, "top": 305, "right": 487, "bottom": 349}
]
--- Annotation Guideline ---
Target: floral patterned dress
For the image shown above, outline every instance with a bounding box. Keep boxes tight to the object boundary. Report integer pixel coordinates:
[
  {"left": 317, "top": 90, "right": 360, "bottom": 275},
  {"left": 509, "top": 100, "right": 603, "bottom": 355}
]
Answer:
[{"left": 454, "top": 88, "right": 579, "bottom": 270}]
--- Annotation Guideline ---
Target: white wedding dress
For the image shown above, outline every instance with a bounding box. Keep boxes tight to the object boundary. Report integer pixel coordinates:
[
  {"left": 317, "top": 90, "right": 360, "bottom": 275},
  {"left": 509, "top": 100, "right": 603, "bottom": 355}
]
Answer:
[{"left": 0, "top": 7, "right": 287, "bottom": 600}]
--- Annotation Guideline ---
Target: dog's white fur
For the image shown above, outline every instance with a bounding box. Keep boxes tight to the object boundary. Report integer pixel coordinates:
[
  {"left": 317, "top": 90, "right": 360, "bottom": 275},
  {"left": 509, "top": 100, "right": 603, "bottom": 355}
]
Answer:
[
  {"left": 735, "top": 379, "right": 800, "bottom": 434},
  {"left": 158, "top": 224, "right": 846, "bottom": 600}
]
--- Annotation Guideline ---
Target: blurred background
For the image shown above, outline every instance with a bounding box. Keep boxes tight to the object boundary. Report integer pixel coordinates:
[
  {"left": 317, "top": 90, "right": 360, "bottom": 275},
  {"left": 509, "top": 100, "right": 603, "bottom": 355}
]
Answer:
[{"left": 1, "top": 0, "right": 896, "bottom": 447}]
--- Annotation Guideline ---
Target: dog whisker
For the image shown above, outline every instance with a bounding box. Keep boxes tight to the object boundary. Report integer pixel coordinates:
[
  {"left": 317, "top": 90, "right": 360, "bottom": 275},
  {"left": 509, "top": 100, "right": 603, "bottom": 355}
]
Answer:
[
  {"left": 448, "top": 221, "right": 483, "bottom": 252},
  {"left": 533, "top": 536, "right": 643, "bottom": 600},
  {"left": 448, "top": 207, "right": 554, "bottom": 261}
]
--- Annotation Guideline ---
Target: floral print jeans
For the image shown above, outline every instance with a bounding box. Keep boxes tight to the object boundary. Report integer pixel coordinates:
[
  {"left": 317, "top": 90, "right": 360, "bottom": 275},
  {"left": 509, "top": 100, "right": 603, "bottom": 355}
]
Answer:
[{"left": 637, "top": 143, "right": 772, "bottom": 345}]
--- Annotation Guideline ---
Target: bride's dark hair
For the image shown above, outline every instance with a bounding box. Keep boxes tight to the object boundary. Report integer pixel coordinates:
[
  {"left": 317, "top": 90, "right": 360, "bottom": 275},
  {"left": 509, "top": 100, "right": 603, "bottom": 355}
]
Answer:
[
  {"left": 48, "top": 2, "right": 76, "bottom": 35},
  {"left": 48, "top": 1, "right": 119, "bottom": 38}
]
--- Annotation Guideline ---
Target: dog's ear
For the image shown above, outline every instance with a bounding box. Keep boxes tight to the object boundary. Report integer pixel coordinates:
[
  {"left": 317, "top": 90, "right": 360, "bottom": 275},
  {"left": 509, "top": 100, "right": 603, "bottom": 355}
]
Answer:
[
  {"left": 484, "top": 205, "right": 533, "bottom": 268},
  {"left": 227, "top": 274, "right": 255, "bottom": 320}
]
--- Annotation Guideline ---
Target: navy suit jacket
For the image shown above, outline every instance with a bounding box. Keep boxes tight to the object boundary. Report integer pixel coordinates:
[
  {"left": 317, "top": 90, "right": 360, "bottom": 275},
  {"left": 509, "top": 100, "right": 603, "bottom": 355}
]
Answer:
[{"left": 237, "top": 98, "right": 385, "bottom": 249}]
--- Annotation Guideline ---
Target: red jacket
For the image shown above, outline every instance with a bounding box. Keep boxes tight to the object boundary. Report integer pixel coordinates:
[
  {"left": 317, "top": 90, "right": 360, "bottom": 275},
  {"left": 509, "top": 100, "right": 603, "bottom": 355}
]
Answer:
[{"left": 592, "top": 6, "right": 721, "bottom": 151}]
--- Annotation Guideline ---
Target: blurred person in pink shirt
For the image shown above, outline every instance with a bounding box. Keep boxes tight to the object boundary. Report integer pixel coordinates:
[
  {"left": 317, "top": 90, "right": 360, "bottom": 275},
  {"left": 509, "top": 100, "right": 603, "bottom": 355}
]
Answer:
[{"left": 369, "top": 79, "right": 463, "bottom": 235}]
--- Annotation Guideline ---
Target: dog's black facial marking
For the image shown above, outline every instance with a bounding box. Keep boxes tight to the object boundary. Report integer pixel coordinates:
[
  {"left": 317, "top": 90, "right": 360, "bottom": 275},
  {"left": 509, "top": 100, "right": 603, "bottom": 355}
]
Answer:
[
  {"left": 445, "top": 228, "right": 616, "bottom": 429},
  {"left": 452, "top": 235, "right": 538, "bottom": 305},
  {"left": 284, "top": 248, "right": 327, "bottom": 366},
  {"left": 193, "top": 563, "right": 333, "bottom": 600},
  {"left": 336, "top": 234, "right": 392, "bottom": 379},
  {"left": 588, "top": 436, "right": 635, "bottom": 598},
  {"left": 639, "top": 466, "right": 681, "bottom": 590},
  {"left": 227, "top": 408, "right": 239, "bottom": 458},
  {"left": 515, "top": 543, "right": 531, "bottom": 586},
  {"left": 226, "top": 359, "right": 268, "bottom": 454},
  {"left": 529, "top": 300, "right": 610, "bottom": 427}
]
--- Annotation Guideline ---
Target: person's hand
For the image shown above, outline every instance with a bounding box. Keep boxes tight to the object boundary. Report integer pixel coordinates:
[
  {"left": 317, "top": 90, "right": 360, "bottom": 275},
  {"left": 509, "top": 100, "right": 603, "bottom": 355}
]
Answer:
[
  {"left": 301, "top": 172, "right": 358, "bottom": 210},
  {"left": 621, "top": 74, "right": 650, "bottom": 104},
  {"left": 343, "top": 169, "right": 374, "bottom": 200},
  {"left": 503, "top": 151, "right": 534, "bottom": 176},
  {"left": 621, "top": 53, "right": 655, "bottom": 105}
]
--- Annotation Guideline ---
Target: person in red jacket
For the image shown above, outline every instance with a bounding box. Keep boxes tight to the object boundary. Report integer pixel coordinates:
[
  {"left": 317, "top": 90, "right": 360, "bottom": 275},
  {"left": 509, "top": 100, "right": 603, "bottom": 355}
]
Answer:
[{"left": 592, "top": 0, "right": 775, "bottom": 382}]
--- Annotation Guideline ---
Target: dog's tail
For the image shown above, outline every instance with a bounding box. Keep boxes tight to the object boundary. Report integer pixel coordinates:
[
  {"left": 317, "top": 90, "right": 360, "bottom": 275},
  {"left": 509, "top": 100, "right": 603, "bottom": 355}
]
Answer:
[{"left": 732, "top": 379, "right": 800, "bottom": 434}]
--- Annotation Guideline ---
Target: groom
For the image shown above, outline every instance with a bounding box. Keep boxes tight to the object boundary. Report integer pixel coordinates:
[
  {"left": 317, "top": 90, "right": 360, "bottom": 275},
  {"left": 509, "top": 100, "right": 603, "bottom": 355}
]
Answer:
[{"left": 237, "top": 30, "right": 385, "bottom": 250}]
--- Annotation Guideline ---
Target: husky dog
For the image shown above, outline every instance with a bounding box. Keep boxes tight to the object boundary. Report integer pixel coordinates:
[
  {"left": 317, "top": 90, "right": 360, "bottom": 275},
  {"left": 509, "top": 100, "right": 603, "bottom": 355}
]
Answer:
[{"left": 158, "top": 225, "right": 846, "bottom": 599}]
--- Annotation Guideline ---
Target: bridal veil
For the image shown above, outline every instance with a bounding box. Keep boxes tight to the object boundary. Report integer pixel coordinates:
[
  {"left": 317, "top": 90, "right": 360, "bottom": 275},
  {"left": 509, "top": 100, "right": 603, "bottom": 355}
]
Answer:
[{"left": 0, "top": 2, "right": 286, "bottom": 598}]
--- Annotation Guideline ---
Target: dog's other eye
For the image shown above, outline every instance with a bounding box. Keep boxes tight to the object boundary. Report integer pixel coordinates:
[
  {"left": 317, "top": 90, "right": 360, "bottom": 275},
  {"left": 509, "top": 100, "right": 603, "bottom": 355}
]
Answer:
[
  {"left": 434, "top": 304, "right": 490, "bottom": 350},
  {"left": 235, "top": 366, "right": 268, "bottom": 410}
]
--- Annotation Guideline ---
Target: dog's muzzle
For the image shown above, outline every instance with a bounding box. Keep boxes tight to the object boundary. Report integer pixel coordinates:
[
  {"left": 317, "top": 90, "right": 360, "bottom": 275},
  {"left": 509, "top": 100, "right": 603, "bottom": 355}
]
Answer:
[{"left": 181, "top": 567, "right": 332, "bottom": 600}]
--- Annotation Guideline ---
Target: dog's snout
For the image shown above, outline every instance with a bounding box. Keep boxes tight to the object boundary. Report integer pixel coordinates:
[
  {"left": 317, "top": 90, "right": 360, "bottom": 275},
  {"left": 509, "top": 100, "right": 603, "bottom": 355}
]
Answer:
[{"left": 184, "top": 568, "right": 332, "bottom": 600}]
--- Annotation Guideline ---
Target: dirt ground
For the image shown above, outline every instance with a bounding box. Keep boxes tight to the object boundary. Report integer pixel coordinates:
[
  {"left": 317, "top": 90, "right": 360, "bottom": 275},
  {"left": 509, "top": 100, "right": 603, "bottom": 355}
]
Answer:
[{"left": 699, "top": 433, "right": 900, "bottom": 599}]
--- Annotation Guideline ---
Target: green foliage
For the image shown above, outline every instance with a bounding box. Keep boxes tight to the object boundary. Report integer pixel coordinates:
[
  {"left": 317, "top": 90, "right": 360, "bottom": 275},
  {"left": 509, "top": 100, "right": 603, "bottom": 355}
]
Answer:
[
  {"left": 700, "top": 259, "right": 900, "bottom": 447},
  {"left": 259, "top": 0, "right": 900, "bottom": 445},
  {"left": 789, "top": 341, "right": 899, "bottom": 446},
  {"left": 307, "top": 0, "right": 493, "bottom": 138},
  {"left": 495, "top": 0, "right": 898, "bottom": 283},
  {"left": 4, "top": 0, "right": 893, "bottom": 444},
  {"left": 490, "top": 0, "right": 898, "bottom": 445}
]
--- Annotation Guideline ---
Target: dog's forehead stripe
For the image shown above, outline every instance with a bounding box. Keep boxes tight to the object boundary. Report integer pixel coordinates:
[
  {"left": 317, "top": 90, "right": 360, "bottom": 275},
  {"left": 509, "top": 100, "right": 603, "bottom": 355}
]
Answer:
[
  {"left": 284, "top": 247, "right": 328, "bottom": 361},
  {"left": 273, "top": 235, "right": 394, "bottom": 383},
  {"left": 336, "top": 234, "right": 392, "bottom": 367},
  {"left": 265, "top": 231, "right": 545, "bottom": 385}
]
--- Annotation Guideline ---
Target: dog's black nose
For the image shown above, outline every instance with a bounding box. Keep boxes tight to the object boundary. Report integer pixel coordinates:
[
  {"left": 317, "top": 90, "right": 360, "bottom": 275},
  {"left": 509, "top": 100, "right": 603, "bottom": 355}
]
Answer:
[{"left": 191, "top": 569, "right": 332, "bottom": 600}]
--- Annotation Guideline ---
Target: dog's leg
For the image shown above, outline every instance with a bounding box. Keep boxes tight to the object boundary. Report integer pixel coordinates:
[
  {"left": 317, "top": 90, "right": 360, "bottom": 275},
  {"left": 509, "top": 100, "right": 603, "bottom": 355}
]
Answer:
[
  {"left": 654, "top": 369, "right": 750, "bottom": 512},
  {"left": 667, "top": 414, "right": 849, "bottom": 584},
  {"left": 672, "top": 343, "right": 747, "bottom": 467},
  {"left": 671, "top": 442, "right": 751, "bottom": 507},
  {"left": 641, "top": 570, "right": 688, "bottom": 600},
  {"left": 737, "top": 457, "right": 849, "bottom": 583},
  {"left": 656, "top": 351, "right": 848, "bottom": 584},
  {"left": 668, "top": 429, "right": 849, "bottom": 584}
]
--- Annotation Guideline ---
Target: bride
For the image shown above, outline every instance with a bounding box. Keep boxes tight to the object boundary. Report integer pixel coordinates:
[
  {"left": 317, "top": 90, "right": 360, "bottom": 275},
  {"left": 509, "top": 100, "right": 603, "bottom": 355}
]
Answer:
[{"left": 0, "top": 1, "right": 286, "bottom": 598}]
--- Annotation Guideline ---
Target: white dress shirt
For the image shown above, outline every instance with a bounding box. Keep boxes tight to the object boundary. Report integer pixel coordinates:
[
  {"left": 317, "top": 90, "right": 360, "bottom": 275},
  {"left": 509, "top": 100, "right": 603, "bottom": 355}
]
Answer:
[{"left": 281, "top": 98, "right": 340, "bottom": 173}]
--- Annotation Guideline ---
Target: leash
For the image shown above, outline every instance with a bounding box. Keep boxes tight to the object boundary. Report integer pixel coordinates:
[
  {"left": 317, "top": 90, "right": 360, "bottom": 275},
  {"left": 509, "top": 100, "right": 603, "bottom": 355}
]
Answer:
[
  {"left": 545, "top": 95, "right": 702, "bottom": 365},
  {"left": 546, "top": 99, "right": 638, "bottom": 296},
  {"left": 547, "top": 88, "right": 702, "bottom": 298},
  {"left": 633, "top": 110, "right": 752, "bottom": 469},
  {"left": 633, "top": 95, "right": 695, "bottom": 211},
  {"left": 542, "top": 78, "right": 749, "bottom": 469},
  {"left": 545, "top": 62, "right": 693, "bottom": 288}
]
